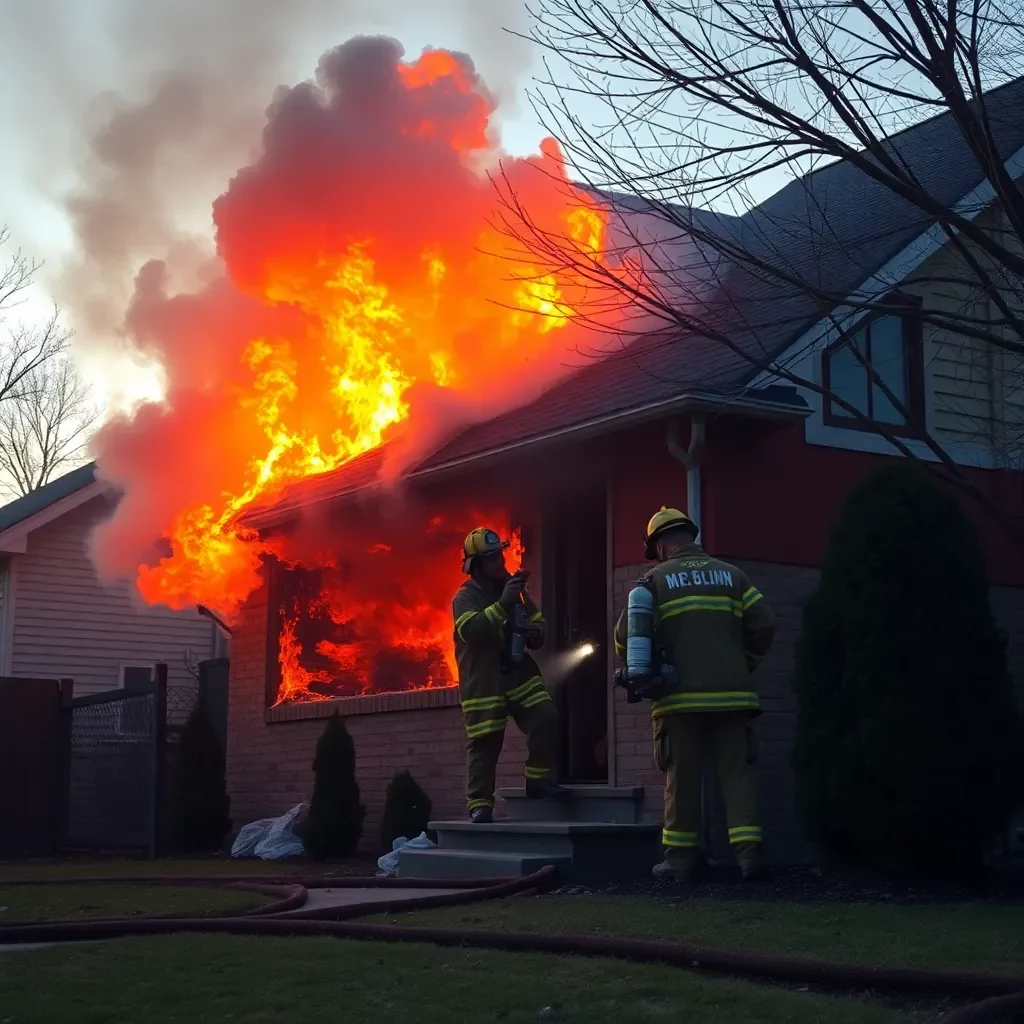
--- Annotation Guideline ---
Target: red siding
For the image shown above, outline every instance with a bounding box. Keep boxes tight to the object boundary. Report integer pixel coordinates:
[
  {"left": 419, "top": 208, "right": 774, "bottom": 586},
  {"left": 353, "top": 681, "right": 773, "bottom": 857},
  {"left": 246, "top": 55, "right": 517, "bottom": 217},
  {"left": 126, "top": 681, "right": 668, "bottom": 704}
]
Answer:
[
  {"left": 609, "top": 422, "right": 690, "bottom": 568},
  {"left": 704, "top": 420, "right": 1024, "bottom": 587},
  {"left": 604, "top": 416, "right": 1024, "bottom": 586}
]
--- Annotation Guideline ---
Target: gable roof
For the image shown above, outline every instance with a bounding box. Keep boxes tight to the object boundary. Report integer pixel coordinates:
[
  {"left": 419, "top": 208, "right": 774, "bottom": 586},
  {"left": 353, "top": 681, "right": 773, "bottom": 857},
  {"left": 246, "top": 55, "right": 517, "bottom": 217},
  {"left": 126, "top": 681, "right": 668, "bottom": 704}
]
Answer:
[
  {"left": 245, "top": 76, "right": 1024, "bottom": 524},
  {"left": 0, "top": 462, "right": 98, "bottom": 534}
]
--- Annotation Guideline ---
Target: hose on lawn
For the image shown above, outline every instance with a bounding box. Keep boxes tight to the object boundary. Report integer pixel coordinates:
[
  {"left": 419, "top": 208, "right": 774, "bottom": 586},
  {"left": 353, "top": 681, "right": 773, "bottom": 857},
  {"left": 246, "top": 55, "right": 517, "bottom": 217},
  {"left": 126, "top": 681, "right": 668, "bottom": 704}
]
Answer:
[{"left": 1, "top": 866, "right": 1021, "bottom": 1022}]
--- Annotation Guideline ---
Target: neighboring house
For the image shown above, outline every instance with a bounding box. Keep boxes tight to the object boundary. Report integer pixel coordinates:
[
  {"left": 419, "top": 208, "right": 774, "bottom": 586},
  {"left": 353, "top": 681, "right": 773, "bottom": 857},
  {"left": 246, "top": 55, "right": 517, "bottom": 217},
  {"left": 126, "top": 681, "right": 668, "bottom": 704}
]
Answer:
[
  {"left": 217, "top": 79, "right": 1024, "bottom": 858},
  {"left": 0, "top": 464, "right": 227, "bottom": 704}
]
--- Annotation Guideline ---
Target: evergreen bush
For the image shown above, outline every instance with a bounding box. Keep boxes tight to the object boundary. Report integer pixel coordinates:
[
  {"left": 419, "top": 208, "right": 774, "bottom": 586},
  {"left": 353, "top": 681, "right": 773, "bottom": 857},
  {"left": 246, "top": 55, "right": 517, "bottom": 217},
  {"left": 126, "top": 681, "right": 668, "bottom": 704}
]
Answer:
[
  {"left": 170, "top": 702, "right": 231, "bottom": 851},
  {"left": 791, "top": 462, "right": 1023, "bottom": 873},
  {"left": 302, "top": 711, "right": 365, "bottom": 859},
  {"left": 379, "top": 769, "right": 433, "bottom": 850}
]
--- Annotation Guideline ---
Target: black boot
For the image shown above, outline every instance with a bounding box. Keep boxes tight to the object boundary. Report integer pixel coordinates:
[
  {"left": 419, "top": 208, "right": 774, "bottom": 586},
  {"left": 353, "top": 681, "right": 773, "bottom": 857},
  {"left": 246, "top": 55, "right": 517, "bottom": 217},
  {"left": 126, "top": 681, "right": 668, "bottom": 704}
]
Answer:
[
  {"left": 469, "top": 807, "right": 493, "bottom": 824},
  {"left": 525, "top": 779, "right": 566, "bottom": 799},
  {"left": 736, "top": 842, "right": 769, "bottom": 882}
]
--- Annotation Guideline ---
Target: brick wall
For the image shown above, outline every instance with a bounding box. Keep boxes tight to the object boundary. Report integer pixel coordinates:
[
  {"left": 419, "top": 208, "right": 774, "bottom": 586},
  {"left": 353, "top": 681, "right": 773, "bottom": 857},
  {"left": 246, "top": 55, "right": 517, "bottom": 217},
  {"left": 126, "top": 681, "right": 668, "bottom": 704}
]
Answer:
[
  {"left": 992, "top": 584, "right": 1024, "bottom": 706},
  {"left": 225, "top": 584, "right": 529, "bottom": 853},
  {"left": 227, "top": 560, "right": 1024, "bottom": 861}
]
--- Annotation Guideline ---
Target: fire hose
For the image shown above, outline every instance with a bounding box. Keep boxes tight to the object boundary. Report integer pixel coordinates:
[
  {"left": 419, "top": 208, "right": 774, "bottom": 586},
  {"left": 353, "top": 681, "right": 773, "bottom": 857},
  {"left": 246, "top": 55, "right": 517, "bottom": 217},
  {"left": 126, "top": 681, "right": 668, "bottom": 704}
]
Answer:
[{"left": 2, "top": 866, "right": 1022, "bottom": 1023}]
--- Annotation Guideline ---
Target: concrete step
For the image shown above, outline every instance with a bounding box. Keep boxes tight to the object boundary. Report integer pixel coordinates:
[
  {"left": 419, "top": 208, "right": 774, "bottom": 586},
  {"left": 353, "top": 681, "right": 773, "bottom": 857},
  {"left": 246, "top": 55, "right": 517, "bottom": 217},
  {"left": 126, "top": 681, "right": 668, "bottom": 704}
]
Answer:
[
  {"left": 431, "top": 819, "right": 654, "bottom": 854},
  {"left": 499, "top": 784, "right": 645, "bottom": 824},
  {"left": 396, "top": 848, "right": 570, "bottom": 881},
  {"left": 426, "top": 819, "right": 662, "bottom": 884}
]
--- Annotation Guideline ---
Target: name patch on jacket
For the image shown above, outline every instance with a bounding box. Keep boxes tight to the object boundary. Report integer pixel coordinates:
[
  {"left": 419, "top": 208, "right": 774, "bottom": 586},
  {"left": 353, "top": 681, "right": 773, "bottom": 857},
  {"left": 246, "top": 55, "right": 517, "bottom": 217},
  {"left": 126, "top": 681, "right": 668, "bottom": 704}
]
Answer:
[{"left": 665, "top": 569, "right": 734, "bottom": 589}]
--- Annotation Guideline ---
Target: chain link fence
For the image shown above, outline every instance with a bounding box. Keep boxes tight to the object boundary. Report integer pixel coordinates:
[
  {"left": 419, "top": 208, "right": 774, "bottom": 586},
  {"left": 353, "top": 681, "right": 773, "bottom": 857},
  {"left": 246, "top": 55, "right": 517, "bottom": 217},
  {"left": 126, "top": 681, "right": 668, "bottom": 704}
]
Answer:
[
  {"left": 2, "top": 662, "right": 229, "bottom": 856},
  {"left": 61, "top": 663, "right": 228, "bottom": 855},
  {"left": 63, "top": 669, "right": 168, "bottom": 855},
  {"left": 66, "top": 687, "right": 159, "bottom": 850}
]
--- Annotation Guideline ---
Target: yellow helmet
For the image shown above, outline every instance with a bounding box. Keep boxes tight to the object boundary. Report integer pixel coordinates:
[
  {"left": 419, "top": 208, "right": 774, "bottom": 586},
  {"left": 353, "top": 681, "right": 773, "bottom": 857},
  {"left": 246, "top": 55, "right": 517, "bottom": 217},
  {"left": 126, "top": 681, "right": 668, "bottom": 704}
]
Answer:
[
  {"left": 462, "top": 527, "right": 509, "bottom": 574},
  {"left": 644, "top": 506, "right": 698, "bottom": 559}
]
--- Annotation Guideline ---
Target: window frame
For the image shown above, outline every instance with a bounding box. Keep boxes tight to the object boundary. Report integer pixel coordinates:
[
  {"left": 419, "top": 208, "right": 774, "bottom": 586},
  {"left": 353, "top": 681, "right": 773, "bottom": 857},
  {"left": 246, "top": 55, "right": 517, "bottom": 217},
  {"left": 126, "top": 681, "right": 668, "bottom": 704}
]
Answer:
[
  {"left": 118, "top": 662, "right": 156, "bottom": 689},
  {"left": 821, "top": 294, "right": 926, "bottom": 435}
]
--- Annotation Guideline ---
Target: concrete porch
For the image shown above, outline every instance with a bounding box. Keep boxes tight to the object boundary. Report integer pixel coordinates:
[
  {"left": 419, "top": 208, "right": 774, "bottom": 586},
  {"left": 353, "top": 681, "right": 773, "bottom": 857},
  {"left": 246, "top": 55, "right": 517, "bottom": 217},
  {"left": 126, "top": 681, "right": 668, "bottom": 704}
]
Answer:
[{"left": 396, "top": 785, "right": 661, "bottom": 882}]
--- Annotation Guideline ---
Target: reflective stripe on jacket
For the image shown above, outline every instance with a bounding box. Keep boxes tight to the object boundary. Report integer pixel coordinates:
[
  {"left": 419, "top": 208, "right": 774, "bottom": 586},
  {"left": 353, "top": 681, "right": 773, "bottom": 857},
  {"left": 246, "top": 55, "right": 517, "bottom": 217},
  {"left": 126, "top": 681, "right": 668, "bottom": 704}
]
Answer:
[
  {"left": 613, "top": 543, "right": 775, "bottom": 717},
  {"left": 453, "top": 579, "right": 551, "bottom": 736}
]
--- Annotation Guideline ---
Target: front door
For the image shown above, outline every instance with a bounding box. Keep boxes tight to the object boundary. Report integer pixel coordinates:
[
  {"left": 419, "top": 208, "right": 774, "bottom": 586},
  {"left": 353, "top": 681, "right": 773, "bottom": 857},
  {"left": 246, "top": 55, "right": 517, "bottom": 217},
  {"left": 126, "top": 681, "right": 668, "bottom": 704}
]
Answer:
[{"left": 541, "top": 477, "right": 609, "bottom": 783}]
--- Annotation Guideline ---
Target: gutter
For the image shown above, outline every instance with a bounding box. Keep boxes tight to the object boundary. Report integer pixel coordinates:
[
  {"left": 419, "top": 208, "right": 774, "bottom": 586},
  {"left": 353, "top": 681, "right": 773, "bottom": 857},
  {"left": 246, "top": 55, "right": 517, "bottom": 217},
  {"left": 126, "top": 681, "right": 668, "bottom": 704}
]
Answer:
[{"left": 245, "top": 388, "right": 809, "bottom": 532}]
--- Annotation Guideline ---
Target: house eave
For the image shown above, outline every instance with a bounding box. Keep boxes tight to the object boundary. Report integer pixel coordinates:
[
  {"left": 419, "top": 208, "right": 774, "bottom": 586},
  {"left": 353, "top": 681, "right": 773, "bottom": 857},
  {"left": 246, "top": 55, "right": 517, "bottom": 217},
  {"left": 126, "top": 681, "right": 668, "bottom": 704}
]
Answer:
[
  {"left": 0, "top": 479, "right": 116, "bottom": 552},
  {"left": 244, "top": 388, "right": 810, "bottom": 532}
]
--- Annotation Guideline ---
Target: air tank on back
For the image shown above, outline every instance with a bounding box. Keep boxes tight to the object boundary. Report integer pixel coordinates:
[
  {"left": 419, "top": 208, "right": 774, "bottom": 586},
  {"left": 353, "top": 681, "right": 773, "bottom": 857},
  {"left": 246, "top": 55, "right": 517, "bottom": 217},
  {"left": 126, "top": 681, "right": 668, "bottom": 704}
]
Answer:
[{"left": 625, "top": 583, "right": 656, "bottom": 681}]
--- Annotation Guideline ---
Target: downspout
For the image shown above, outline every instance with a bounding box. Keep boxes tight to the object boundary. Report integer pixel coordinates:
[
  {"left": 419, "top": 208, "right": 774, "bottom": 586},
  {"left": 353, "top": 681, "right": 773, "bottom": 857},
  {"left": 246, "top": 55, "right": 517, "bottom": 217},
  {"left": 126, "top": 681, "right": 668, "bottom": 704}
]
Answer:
[
  {"left": 666, "top": 416, "right": 706, "bottom": 530},
  {"left": 666, "top": 415, "right": 713, "bottom": 859}
]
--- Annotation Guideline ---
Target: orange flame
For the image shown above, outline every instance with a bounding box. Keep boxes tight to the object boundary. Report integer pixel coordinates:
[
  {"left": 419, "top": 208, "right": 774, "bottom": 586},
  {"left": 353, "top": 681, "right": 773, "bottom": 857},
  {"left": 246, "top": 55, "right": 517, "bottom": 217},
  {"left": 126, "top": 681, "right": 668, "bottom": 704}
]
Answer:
[
  {"left": 94, "top": 41, "right": 615, "bottom": 704},
  {"left": 273, "top": 518, "right": 524, "bottom": 704}
]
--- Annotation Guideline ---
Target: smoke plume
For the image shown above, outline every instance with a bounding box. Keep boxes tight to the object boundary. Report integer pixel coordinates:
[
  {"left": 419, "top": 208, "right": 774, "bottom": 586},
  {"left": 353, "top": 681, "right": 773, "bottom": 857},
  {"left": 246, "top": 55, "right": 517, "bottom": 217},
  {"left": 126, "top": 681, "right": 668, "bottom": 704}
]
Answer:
[
  {"left": 4, "top": 0, "right": 533, "bottom": 354},
  {"left": 70, "top": 29, "right": 615, "bottom": 620}
]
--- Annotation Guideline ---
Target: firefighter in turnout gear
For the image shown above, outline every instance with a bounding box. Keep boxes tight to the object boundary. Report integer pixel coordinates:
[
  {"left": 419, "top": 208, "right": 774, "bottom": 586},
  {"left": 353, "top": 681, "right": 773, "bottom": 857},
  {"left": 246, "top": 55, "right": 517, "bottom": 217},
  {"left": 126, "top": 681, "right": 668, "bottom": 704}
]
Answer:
[
  {"left": 453, "top": 527, "right": 562, "bottom": 823},
  {"left": 614, "top": 507, "right": 775, "bottom": 881}
]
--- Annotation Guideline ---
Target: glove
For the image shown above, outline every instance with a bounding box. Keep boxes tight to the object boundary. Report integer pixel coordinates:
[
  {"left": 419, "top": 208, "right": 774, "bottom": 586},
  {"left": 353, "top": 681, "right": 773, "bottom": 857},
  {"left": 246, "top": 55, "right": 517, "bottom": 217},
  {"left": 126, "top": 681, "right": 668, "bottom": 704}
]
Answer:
[{"left": 499, "top": 570, "right": 530, "bottom": 611}]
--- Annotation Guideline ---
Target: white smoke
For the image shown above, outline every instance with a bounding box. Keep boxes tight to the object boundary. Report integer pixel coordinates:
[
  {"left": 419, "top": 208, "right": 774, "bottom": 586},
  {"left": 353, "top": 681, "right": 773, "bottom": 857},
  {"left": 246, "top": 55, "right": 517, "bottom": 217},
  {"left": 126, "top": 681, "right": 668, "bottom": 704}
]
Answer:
[{"left": 0, "top": 0, "right": 534, "bottom": 393}]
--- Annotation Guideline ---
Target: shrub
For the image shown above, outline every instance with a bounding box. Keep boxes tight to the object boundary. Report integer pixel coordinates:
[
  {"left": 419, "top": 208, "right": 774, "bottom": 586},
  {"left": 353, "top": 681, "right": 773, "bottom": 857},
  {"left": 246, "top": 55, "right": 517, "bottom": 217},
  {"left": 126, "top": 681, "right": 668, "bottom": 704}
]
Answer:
[
  {"left": 302, "top": 711, "right": 365, "bottom": 859},
  {"left": 791, "top": 462, "right": 1023, "bottom": 873},
  {"left": 380, "top": 770, "right": 433, "bottom": 850},
  {"left": 170, "top": 702, "right": 231, "bottom": 851}
]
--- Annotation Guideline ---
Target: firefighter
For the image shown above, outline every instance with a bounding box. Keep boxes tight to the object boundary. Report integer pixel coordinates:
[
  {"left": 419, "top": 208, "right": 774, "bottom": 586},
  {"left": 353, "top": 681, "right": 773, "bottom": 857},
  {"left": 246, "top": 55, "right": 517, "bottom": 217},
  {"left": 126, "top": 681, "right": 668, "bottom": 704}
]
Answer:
[
  {"left": 614, "top": 507, "right": 775, "bottom": 881},
  {"left": 453, "top": 527, "right": 562, "bottom": 823}
]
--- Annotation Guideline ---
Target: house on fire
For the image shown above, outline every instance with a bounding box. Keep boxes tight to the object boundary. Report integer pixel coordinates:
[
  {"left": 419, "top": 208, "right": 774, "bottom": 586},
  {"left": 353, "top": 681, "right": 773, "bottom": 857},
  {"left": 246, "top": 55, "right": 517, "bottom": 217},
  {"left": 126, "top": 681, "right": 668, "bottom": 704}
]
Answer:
[{"left": 225, "top": 78, "right": 1024, "bottom": 862}]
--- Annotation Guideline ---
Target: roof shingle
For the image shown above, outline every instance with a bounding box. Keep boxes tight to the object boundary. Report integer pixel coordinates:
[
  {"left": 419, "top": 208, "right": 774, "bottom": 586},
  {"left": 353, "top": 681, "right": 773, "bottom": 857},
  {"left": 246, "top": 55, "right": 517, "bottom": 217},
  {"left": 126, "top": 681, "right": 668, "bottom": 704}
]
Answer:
[{"left": 0, "top": 462, "right": 98, "bottom": 534}]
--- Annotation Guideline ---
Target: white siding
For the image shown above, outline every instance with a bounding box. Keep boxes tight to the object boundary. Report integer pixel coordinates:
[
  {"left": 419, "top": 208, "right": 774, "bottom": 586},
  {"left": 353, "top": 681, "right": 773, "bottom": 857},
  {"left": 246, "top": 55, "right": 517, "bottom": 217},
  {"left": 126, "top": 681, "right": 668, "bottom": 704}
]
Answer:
[
  {"left": 0, "top": 555, "right": 9, "bottom": 673},
  {"left": 902, "top": 203, "right": 1024, "bottom": 462},
  {"left": 9, "top": 495, "right": 217, "bottom": 698}
]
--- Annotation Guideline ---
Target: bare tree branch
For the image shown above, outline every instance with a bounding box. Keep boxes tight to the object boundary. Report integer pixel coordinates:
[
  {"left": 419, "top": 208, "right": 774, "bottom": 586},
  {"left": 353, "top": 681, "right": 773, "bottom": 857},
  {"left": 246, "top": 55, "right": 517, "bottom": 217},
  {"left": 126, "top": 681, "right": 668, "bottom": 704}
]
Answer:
[
  {"left": 0, "top": 354, "right": 100, "bottom": 497},
  {"left": 496, "top": 0, "right": 1024, "bottom": 545},
  {"left": 0, "top": 225, "right": 70, "bottom": 407}
]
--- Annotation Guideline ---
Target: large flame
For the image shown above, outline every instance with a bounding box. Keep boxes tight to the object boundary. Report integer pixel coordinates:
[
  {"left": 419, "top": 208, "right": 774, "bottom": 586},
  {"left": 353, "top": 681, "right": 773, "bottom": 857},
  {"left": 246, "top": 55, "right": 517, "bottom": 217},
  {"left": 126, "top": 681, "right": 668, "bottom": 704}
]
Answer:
[
  {"left": 273, "top": 511, "right": 524, "bottom": 705},
  {"left": 90, "top": 38, "right": 613, "bottom": 704}
]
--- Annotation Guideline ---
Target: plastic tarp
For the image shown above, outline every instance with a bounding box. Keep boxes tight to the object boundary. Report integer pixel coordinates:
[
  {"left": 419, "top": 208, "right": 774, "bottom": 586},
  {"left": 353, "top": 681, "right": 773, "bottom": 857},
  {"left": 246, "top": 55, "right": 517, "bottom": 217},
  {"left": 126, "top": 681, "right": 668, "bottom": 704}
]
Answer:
[
  {"left": 376, "top": 832, "right": 437, "bottom": 876},
  {"left": 231, "top": 802, "right": 307, "bottom": 860}
]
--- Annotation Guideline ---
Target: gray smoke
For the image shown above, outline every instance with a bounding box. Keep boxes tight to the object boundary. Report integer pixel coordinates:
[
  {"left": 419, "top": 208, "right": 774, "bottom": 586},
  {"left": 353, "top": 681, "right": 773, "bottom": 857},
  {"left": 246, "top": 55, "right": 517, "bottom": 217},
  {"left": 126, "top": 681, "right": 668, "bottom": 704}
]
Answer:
[{"left": 1, "top": 0, "right": 532, "bottom": 354}]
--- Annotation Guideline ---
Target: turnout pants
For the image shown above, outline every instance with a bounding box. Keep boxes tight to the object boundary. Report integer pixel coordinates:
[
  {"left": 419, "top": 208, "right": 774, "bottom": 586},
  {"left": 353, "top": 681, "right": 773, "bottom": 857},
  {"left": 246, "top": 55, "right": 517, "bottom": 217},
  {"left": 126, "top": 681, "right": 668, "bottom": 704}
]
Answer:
[
  {"left": 653, "top": 711, "right": 761, "bottom": 870},
  {"left": 464, "top": 676, "right": 559, "bottom": 811}
]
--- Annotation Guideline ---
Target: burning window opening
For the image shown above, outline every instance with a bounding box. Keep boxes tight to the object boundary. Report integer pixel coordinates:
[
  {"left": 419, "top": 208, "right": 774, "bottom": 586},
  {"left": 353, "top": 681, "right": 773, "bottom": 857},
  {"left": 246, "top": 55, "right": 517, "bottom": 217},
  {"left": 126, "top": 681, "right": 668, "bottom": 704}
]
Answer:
[{"left": 269, "top": 512, "right": 523, "bottom": 706}]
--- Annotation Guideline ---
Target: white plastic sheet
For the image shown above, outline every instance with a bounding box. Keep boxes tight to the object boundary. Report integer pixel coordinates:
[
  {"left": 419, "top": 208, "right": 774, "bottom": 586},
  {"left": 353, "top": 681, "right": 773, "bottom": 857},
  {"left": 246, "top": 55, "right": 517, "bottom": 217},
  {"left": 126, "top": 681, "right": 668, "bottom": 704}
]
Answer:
[
  {"left": 231, "top": 802, "right": 307, "bottom": 860},
  {"left": 376, "top": 831, "right": 436, "bottom": 876}
]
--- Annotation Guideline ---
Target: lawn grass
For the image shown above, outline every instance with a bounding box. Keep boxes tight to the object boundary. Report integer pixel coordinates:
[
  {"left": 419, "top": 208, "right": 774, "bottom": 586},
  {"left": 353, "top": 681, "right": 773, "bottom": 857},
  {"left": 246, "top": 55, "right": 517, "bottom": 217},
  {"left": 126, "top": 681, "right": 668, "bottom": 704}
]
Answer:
[
  {"left": 0, "top": 933, "right": 915, "bottom": 1023},
  {"left": 0, "top": 856, "right": 377, "bottom": 881},
  {"left": 0, "top": 883, "right": 271, "bottom": 923},
  {"left": 371, "top": 895, "right": 1024, "bottom": 976}
]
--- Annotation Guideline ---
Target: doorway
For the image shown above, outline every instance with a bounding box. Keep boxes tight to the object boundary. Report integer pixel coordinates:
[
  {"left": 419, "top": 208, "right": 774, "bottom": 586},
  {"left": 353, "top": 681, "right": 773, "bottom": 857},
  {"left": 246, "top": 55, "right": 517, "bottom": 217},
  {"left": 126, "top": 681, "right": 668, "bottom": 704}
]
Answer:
[{"left": 541, "top": 477, "right": 609, "bottom": 783}]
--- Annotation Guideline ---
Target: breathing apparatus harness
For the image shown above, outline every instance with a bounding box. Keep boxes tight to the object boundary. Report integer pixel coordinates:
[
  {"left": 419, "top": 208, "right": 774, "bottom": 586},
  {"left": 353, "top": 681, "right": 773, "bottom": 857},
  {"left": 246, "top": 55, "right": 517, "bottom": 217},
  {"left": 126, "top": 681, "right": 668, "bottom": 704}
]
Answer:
[
  {"left": 501, "top": 590, "right": 529, "bottom": 675},
  {"left": 613, "top": 574, "right": 679, "bottom": 704}
]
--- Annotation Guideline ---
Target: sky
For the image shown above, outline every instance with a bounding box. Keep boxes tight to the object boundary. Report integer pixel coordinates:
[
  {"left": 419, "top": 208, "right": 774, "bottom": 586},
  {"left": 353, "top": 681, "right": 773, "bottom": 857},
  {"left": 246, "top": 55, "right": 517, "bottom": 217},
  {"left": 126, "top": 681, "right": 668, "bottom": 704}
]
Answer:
[{"left": 0, "top": 0, "right": 562, "bottom": 415}]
